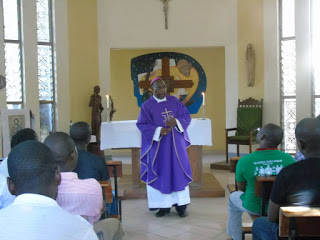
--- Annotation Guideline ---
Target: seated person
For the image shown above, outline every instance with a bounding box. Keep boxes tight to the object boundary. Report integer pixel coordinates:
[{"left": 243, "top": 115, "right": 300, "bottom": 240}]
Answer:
[
  {"left": 44, "top": 132, "right": 124, "bottom": 240},
  {"left": 0, "top": 128, "right": 38, "bottom": 209},
  {"left": 226, "top": 123, "right": 295, "bottom": 240},
  {"left": 0, "top": 140, "right": 98, "bottom": 240},
  {"left": 252, "top": 118, "right": 320, "bottom": 240},
  {"left": 70, "top": 121, "right": 110, "bottom": 181},
  {"left": 0, "top": 173, "right": 15, "bottom": 209},
  {"left": 70, "top": 121, "right": 117, "bottom": 215},
  {"left": 0, "top": 128, "right": 38, "bottom": 177},
  {"left": 44, "top": 132, "right": 103, "bottom": 224}
]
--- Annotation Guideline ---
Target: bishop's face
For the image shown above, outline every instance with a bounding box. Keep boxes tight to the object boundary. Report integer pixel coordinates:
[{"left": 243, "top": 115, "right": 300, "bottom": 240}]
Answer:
[{"left": 153, "top": 80, "right": 167, "bottom": 99}]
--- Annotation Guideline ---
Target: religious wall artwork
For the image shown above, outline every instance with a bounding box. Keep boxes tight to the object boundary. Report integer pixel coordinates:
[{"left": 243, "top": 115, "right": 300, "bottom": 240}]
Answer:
[
  {"left": 246, "top": 43, "right": 255, "bottom": 87},
  {"left": 131, "top": 52, "right": 207, "bottom": 114},
  {"left": 1, "top": 109, "right": 31, "bottom": 157}
]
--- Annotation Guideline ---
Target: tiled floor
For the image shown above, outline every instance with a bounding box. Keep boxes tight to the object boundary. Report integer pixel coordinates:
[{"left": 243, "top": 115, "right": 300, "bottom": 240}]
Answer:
[{"left": 113, "top": 151, "right": 253, "bottom": 240}]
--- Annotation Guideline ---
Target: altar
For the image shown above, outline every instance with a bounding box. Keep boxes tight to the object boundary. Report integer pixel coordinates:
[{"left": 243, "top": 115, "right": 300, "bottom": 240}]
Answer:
[{"left": 100, "top": 119, "right": 224, "bottom": 198}]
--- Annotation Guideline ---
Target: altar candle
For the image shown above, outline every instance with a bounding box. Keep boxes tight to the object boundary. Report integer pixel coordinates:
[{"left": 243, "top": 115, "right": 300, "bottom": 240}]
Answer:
[
  {"left": 106, "top": 95, "right": 110, "bottom": 108},
  {"left": 202, "top": 92, "right": 205, "bottom": 106}
]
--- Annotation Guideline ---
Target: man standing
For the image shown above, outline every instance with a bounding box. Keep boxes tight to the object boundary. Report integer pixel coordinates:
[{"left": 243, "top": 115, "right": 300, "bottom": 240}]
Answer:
[
  {"left": 0, "top": 141, "right": 98, "bottom": 240},
  {"left": 137, "top": 77, "right": 193, "bottom": 218},
  {"left": 252, "top": 118, "right": 320, "bottom": 240},
  {"left": 226, "top": 123, "right": 294, "bottom": 240}
]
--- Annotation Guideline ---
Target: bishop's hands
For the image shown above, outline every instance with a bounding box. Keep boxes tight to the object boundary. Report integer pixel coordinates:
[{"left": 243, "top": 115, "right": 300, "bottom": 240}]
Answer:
[
  {"left": 161, "top": 116, "right": 177, "bottom": 136},
  {"left": 165, "top": 116, "right": 177, "bottom": 128},
  {"left": 161, "top": 127, "right": 172, "bottom": 136}
]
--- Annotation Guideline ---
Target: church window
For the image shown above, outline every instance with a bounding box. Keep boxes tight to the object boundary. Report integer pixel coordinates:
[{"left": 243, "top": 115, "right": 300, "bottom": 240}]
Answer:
[
  {"left": 311, "top": 0, "right": 320, "bottom": 117},
  {"left": 2, "top": 0, "right": 23, "bottom": 109},
  {"left": 279, "top": 0, "right": 296, "bottom": 153},
  {"left": 36, "top": 0, "right": 55, "bottom": 136}
]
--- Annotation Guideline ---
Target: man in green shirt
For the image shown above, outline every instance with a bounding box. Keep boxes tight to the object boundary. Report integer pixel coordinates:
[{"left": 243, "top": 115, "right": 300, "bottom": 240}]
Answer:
[{"left": 226, "top": 123, "right": 294, "bottom": 240}]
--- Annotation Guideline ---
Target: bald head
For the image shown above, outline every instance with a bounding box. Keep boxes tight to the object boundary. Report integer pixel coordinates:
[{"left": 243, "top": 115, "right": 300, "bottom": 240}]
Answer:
[
  {"left": 258, "top": 123, "right": 284, "bottom": 148},
  {"left": 44, "top": 132, "right": 77, "bottom": 172},
  {"left": 295, "top": 118, "right": 320, "bottom": 158},
  {"left": 70, "top": 121, "right": 91, "bottom": 145}
]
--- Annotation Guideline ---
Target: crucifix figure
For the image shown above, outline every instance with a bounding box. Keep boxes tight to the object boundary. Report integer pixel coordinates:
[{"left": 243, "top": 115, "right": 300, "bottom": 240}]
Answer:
[
  {"left": 139, "top": 57, "right": 194, "bottom": 96},
  {"left": 161, "top": 0, "right": 171, "bottom": 30}
]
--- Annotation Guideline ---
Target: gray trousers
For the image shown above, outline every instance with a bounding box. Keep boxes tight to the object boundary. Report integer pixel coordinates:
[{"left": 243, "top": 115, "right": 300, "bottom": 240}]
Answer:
[
  {"left": 226, "top": 191, "right": 259, "bottom": 240},
  {"left": 94, "top": 218, "right": 124, "bottom": 240}
]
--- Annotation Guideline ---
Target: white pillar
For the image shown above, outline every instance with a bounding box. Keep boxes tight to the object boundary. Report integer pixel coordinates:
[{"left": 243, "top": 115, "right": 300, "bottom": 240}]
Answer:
[
  {"left": 21, "top": 0, "right": 40, "bottom": 135},
  {"left": 295, "top": 0, "right": 312, "bottom": 122},
  {"left": 264, "top": 0, "right": 281, "bottom": 125}
]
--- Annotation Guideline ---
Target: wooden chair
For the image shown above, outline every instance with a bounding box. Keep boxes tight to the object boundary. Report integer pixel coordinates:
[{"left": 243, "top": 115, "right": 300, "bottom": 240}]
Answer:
[
  {"left": 227, "top": 156, "right": 241, "bottom": 193},
  {"left": 279, "top": 206, "right": 320, "bottom": 239},
  {"left": 107, "top": 160, "right": 125, "bottom": 221},
  {"left": 99, "top": 180, "right": 113, "bottom": 218},
  {"left": 225, "top": 98, "right": 263, "bottom": 163}
]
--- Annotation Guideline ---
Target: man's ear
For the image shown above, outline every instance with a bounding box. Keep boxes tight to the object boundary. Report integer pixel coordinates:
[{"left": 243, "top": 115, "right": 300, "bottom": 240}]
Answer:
[
  {"left": 54, "top": 167, "right": 61, "bottom": 186},
  {"left": 298, "top": 140, "right": 306, "bottom": 151},
  {"left": 7, "top": 177, "right": 16, "bottom": 196}
]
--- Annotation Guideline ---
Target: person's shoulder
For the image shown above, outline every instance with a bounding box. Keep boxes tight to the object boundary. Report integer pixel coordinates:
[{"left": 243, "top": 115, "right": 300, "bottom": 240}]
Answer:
[
  {"left": 274, "top": 150, "right": 295, "bottom": 161},
  {"left": 141, "top": 96, "right": 156, "bottom": 108},
  {"left": 79, "top": 178, "right": 101, "bottom": 191},
  {"left": 238, "top": 154, "right": 252, "bottom": 163},
  {"left": 167, "top": 95, "right": 181, "bottom": 103}
]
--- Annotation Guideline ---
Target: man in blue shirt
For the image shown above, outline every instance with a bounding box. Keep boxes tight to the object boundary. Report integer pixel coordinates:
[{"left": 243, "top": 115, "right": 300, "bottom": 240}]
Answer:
[{"left": 70, "top": 121, "right": 110, "bottom": 181}]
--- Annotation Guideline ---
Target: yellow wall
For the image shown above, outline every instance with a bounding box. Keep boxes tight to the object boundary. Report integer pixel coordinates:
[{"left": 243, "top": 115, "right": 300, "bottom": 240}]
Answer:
[
  {"left": 110, "top": 48, "right": 226, "bottom": 150},
  {"left": 238, "top": 0, "right": 264, "bottom": 100},
  {"left": 68, "top": 0, "right": 99, "bottom": 123}
]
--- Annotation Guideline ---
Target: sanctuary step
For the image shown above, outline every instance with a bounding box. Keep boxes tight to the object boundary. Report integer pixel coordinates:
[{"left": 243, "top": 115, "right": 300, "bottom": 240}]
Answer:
[
  {"left": 210, "top": 161, "right": 231, "bottom": 171},
  {"left": 117, "top": 172, "right": 225, "bottom": 199}
]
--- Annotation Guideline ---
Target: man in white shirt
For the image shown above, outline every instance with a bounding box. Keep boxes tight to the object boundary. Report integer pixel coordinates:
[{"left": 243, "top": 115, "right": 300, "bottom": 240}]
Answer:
[
  {"left": 0, "top": 140, "right": 98, "bottom": 240},
  {"left": 0, "top": 128, "right": 38, "bottom": 209}
]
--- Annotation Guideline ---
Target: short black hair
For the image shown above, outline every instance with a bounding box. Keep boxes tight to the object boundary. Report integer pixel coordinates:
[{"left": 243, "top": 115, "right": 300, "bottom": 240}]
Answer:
[
  {"left": 70, "top": 121, "right": 91, "bottom": 144},
  {"left": 8, "top": 140, "right": 57, "bottom": 194},
  {"left": 262, "top": 123, "right": 284, "bottom": 147},
  {"left": 10, "top": 128, "right": 38, "bottom": 149},
  {"left": 44, "top": 132, "right": 75, "bottom": 165}
]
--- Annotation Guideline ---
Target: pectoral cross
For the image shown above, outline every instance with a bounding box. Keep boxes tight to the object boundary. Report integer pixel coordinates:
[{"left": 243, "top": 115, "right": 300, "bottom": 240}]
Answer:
[
  {"left": 161, "top": 108, "right": 173, "bottom": 122},
  {"left": 161, "top": 0, "right": 171, "bottom": 30}
]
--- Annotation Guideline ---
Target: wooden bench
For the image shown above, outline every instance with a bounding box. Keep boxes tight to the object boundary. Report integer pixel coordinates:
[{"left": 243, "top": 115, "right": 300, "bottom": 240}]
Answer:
[
  {"left": 279, "top": 206, "right": 320, "bottom": 239},
  {"left": 241, "top": 176, "right": 275, "bottom": 239}
]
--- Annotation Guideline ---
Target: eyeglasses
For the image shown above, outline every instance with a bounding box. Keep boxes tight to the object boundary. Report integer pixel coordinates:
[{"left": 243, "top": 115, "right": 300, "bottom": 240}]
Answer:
[{"left": 256, "top": 128, "right": 271, "bottom": 141}]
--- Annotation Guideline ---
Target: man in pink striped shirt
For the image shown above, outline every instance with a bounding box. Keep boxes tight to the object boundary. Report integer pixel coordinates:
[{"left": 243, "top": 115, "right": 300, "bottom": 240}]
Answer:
[{"left": 44, "top": 132, "right": 103, "bottom": 224}]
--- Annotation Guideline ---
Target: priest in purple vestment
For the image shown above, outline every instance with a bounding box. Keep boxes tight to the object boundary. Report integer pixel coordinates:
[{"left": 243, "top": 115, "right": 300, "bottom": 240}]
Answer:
[{"left": 137, "top": 77, "right": 193, "bottom": 218}]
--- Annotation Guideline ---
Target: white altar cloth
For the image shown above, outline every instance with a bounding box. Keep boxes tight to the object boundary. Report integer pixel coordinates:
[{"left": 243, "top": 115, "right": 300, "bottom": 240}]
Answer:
[{"left": 100, "top": 118, "right": 212, "bottom": 150}]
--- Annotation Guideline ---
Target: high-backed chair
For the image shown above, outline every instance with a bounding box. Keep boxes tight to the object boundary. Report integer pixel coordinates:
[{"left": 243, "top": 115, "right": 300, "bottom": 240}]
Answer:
[{"left": 225, "top": 98, "right": 263, "bottom": 163}]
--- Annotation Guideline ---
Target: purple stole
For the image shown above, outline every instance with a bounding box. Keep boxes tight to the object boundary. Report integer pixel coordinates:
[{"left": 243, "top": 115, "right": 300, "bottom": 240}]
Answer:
[{"left": 137, "top": 95, "right": 193, "bottom": 194}]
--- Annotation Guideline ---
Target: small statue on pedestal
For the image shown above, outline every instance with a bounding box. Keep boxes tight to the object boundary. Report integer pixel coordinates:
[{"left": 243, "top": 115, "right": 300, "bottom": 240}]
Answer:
[{"left": 89, "top": 86, "right": 104, "bottom": 142}]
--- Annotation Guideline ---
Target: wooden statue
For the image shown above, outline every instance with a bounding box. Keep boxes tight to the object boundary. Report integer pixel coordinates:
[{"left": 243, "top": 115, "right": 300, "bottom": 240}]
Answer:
[
  {"left": 89, "top": 86, "right": 104, "bottom": 142},
  {"left": 246, "top": 43, "right": 255, "bottom": 87}
]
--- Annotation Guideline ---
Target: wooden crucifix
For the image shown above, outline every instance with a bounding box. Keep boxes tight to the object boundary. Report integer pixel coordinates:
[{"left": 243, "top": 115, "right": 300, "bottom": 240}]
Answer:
[
  {"left": 139, "top": 57, "right": 194, "bottom": 95},
  {"left": 161, "top": 0, "right": 171, "bottom": 30}
]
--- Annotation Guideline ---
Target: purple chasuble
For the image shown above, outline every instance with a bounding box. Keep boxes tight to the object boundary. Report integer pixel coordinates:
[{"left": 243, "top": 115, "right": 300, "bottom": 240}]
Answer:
[{"left": 137, "top": 95, "right": 193, "bottom": 194}]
